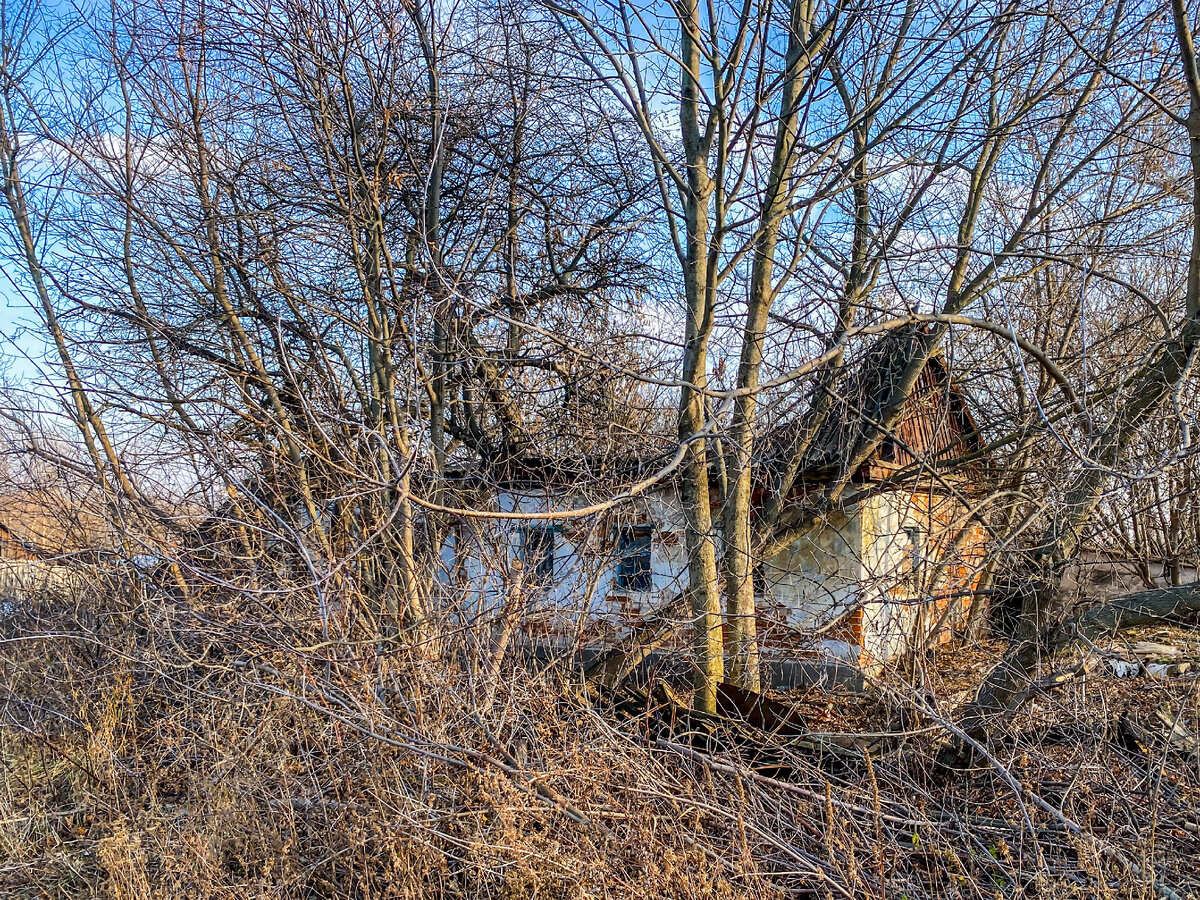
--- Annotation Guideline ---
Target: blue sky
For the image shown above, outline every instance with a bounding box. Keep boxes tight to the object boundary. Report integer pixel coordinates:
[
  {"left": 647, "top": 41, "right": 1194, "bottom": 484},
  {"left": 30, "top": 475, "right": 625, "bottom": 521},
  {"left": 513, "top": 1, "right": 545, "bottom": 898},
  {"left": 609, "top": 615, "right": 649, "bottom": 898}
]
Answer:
[{"left": 0, "top": 264, "right": 51, "bottom": 386}]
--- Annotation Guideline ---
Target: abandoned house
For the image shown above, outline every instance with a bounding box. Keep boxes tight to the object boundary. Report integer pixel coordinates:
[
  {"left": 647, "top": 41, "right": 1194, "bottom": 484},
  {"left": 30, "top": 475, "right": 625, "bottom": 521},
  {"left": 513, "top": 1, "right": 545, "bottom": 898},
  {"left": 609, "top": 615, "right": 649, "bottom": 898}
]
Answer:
[
  {"left": 443, "top": 340, "right": 990, "bottom": 668},
  {"left": 0, "top": 521, "right": 41, "bottom": 562},
  {"left": 0, "top": 495, "right": 85, "bottom": 613}
]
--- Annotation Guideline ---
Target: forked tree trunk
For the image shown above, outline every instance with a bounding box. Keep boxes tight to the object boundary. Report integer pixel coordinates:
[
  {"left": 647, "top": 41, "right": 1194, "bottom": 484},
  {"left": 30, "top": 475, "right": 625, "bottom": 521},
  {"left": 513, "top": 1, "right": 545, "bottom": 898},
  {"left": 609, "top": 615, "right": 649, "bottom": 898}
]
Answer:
[
  {"left": 949, "top": 0, "right": 1200, "bottom": 756},
  {"left": 722, "top": 0, "right": 821, "bottom": 693}
]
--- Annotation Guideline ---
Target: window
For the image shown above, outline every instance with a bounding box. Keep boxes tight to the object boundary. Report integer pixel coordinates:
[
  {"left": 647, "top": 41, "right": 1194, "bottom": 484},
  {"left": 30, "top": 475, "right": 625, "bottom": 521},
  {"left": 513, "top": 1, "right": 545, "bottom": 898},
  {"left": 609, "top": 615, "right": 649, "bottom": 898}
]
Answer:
[
  {"left": 904, "top": 525, "right": 924, "bottom": 584},
  {"left": 521, "top": 526, "right": 556, "bottom": 582},
  {"left": 615, "top": 526, "right": 653, "bottom": 592}
]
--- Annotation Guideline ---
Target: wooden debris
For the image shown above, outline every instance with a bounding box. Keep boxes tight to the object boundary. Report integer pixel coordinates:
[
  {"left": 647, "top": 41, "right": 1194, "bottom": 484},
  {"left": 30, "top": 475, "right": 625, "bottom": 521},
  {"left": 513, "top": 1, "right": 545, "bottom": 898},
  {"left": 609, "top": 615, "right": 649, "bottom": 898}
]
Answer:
[
  {"left": 1154, "top": 709, "right": 1200, "bottom": 755},
  {"left": 1132, "top": 641, "right": 1182, "bottom": 659},
  {"left": 1147, "top": 662, "right": 1193, "bottom": 678},
  {"left": 1114, "top": 707, "right": 1199, "bottom": 759}
]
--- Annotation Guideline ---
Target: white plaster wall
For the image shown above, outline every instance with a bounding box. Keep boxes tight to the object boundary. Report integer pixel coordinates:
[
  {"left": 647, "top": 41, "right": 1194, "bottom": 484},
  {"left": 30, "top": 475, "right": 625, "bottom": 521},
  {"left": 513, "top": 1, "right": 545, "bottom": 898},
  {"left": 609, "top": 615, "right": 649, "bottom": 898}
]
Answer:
[
  {"left": 437, "top": 485, "right": 943, "bottom": 662},
  {"left": 858, "top": 492, "right": 925, "bottom": 661},
  {"left": 0, "top": 561, "right": 84, "bottom": 617},
  {"left": 436, "top": 486, "right": 691, "bottom": 637},
  {"left": 760, "top": 509, "right": 862, "bottom": 631}
]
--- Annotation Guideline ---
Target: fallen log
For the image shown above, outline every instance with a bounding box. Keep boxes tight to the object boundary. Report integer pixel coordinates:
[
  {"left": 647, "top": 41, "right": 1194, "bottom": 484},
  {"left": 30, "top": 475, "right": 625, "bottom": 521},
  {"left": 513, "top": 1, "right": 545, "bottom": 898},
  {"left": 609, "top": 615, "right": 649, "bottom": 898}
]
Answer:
[
  {"left": 945, "top": 580, "right": 1200, "bottom": 767},
  {"left": 1072, "top": 581, "right": 1200, "bottom": 638},
  {"left": 581, "top": 590, "right": 689, "bottom": 687}
]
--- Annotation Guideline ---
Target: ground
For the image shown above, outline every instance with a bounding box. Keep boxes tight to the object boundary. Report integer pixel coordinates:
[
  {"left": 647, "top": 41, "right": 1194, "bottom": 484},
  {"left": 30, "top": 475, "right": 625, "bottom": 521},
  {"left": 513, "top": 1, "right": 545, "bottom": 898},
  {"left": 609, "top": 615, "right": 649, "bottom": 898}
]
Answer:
[{"left": 3, "top": 586, "right": 1200, "bottom": 899}]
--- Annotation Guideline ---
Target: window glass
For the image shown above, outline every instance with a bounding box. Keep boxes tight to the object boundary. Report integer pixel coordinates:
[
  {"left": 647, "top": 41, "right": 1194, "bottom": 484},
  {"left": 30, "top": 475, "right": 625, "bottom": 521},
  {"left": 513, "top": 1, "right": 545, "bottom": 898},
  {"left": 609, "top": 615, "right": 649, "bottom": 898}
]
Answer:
[
  {"left": 903, "top": 525, "right": 924, "bottom": 583},
  {"left": 521, "top": 526, "right": 555, "bottom": 582},
  {"left": 616, "top": 526, "right": 653, "bottom": 592}
]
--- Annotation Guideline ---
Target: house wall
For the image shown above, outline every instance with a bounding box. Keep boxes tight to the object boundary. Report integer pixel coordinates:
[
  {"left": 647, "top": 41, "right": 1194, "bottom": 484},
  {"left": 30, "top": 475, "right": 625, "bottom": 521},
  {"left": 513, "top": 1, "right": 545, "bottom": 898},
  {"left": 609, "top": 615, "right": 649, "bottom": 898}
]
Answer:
[
  {"left": 437, "top": 487, "right": 692, "bottom": 640},
  {"left": 857, "top": 492, "right": 917, "bottom": 662},
  {"left": 857, "top": 489, "right": 987, "bottom": 663},
  {"left": 438, "top": 484, "right": 986, "bottom": 663},
  {"left": 0, "top": 561, "right": 81, "bottom": 617},
  {"left": 0, "top": 532, "right": 39, "bottom": 561},
  {"left": 759, "top": 509, "right": 864, "bottom": 660}
]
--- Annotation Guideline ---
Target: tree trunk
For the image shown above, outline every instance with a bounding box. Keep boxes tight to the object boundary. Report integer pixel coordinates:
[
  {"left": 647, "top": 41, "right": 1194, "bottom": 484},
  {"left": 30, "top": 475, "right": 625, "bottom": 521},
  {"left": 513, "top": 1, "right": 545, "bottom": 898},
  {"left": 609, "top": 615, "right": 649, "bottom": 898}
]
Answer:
[
  {"left": 721, "top": 0, "right": 816, "bottom": 693},
  {"left": 677, "top": 0, "right": 723, "bottom": 712},
  {"left": 950, "top": 1, "right": 1200, "bottom": 755}
]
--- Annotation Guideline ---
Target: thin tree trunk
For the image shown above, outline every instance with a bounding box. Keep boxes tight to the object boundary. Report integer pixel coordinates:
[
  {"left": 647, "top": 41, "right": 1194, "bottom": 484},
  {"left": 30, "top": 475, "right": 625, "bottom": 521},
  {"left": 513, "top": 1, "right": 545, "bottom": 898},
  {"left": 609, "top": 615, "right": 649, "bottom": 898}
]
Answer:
[
  {"left": 678, "top": 0, "right": 723, "bottom": 712},
  {"left": 722, "top": 0, "right": 818, "bottom": 692}
]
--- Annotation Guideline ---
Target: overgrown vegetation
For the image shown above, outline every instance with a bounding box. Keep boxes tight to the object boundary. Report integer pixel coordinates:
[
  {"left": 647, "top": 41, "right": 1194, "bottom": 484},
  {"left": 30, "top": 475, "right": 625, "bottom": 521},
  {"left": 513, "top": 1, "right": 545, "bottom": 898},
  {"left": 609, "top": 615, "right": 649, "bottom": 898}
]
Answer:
[
  {"left": 2, "top": 576, "right": 1199, "bottom": 898},
  {"left": 6, "top": 0, "right": 1200, "bottom": 894}
]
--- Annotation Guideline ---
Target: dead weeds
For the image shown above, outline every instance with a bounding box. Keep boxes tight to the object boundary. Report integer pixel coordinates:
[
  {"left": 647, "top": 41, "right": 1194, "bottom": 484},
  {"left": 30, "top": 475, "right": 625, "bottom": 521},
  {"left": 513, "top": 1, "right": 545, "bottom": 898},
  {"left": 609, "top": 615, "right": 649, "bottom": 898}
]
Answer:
[{"left": 2, "top": 582, "right": 1200, "bottom": 899}]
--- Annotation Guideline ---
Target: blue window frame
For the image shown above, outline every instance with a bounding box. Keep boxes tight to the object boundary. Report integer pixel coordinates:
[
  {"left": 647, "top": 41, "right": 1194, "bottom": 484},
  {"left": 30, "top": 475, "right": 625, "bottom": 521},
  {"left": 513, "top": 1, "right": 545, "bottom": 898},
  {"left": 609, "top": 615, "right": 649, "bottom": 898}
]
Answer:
[
  {"left": 521, "top": 526, "right": 556, "bottom": 582},
  {"left": 615, "top": 526, "right": 653, "bottom": 592}
]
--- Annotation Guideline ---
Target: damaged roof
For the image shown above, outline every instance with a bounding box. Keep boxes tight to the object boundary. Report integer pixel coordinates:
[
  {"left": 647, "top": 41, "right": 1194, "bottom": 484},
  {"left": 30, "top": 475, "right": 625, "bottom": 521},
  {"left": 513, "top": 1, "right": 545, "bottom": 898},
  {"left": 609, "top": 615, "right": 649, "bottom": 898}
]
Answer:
[{"left": 765, "top": 325, "right": 986, "bottom": 485}]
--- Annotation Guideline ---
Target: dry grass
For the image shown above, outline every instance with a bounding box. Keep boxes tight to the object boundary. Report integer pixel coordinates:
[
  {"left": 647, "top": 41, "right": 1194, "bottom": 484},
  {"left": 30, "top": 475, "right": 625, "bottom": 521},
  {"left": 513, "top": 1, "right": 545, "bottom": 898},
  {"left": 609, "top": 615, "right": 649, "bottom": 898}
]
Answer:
[{"left": 2, "top": 574, "right": 1199, "bottom": 899}]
